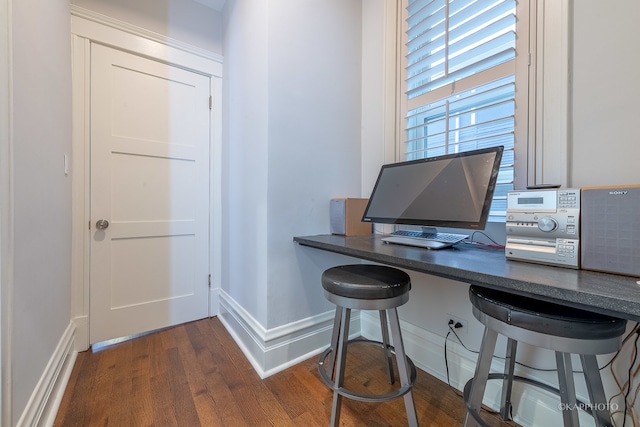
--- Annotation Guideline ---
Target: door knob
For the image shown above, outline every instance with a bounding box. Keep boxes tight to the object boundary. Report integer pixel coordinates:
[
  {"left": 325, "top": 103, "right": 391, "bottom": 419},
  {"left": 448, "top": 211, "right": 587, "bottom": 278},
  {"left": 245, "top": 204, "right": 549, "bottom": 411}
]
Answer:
[{"left": 96, "top": 219, "right": 110, "bottom": 230}]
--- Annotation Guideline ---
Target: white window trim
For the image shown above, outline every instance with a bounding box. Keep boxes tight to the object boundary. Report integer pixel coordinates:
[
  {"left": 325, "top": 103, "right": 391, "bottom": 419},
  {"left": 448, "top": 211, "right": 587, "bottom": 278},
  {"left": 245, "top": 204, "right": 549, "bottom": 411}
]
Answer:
[
  {"left": 532, "top": 0, "right": 571, "bottom": 188},
  {"left": 361, "top": 0, "right": 401, "bottom": 196},
  {"left": 382, "top": 0, "right": 571, "bottom": 191}
]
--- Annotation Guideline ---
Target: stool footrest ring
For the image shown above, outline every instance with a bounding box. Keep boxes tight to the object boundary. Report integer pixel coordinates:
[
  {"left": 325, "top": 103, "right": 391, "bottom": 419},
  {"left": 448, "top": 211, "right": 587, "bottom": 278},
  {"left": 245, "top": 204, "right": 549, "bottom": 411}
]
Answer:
[
  {"left": 463, "top": 373, "right": 598, "bottom": 427},
  {"left": 318, "top": 338, "right": 417, "bottom": 403}
]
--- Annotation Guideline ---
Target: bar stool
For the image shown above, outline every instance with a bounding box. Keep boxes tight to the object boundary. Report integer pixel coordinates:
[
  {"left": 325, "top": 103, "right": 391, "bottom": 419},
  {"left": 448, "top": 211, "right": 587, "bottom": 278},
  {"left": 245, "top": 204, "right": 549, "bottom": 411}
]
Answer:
[
  {"left": 464, "top": 285, "right": 627, "bottom": 427},
  {"left": 318, "top": 264, "right": 418, "bottom": 427}
]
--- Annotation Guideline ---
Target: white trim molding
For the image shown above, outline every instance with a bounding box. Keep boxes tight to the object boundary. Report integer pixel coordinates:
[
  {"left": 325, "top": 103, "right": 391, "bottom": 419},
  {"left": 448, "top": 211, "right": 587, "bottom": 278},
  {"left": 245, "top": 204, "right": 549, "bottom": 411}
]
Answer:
[
  {"left": 218, "top": 290, "right": 360, "bottom": 378},
  {"left": 534, "top": 0, "right": 571, "bottom": 187},
  {"left": 209, "top": 75, "right": 224, "bottom": 318},
  {"left": 70, "top": 6, "right": 222, "bottom": 77},
  {"left": 15, "top": 322, "right": 77, "bottom": 427},
  {"left": 70, "top": 33, "right": 91, "bottom": 352},
  {"left": 70, "top": 5, "right": 224, "bottom": 68}
]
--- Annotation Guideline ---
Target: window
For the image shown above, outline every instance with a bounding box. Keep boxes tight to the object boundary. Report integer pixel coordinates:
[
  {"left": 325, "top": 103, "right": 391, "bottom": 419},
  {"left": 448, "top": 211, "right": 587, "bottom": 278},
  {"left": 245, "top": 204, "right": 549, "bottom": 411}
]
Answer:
[{"left": 400, "top": 0, "right": 529, "bottom": 221}]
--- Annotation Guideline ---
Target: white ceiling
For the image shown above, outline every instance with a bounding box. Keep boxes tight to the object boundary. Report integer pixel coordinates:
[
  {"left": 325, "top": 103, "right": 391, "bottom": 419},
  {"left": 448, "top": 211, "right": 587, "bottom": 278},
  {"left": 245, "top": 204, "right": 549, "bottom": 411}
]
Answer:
[{"left": 193, "top": 0, "right": 226, "bottom": 12}]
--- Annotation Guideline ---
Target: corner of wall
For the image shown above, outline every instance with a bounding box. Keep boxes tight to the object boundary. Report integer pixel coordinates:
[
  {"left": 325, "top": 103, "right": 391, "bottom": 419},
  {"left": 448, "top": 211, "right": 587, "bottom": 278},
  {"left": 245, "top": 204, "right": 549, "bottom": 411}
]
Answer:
[{"left": 217, "top": 290, "right": 360, "bottom": 378}]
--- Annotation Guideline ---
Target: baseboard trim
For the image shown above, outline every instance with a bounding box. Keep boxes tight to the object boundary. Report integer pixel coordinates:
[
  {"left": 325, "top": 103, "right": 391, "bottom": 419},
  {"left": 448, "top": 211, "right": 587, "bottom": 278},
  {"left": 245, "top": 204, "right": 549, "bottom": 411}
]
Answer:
[
  {"left": 209, "top": 286, "right": 220, "bottom": 317},
  {"left": 218, "top": 290, "right": 360, "bottom": 378},
  {"left": 71, "top": 315, "right": 89, "bottom": 352},
  {"left": 16, "top": 321, "right": 77, "bottom": 427}
]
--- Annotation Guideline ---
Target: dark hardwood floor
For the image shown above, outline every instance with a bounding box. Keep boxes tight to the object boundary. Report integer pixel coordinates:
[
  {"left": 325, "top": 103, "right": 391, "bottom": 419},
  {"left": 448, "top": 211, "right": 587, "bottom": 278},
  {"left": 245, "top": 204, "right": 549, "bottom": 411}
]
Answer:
[{"left": 54, "top": 317, "right": 516, "bottom": 426}]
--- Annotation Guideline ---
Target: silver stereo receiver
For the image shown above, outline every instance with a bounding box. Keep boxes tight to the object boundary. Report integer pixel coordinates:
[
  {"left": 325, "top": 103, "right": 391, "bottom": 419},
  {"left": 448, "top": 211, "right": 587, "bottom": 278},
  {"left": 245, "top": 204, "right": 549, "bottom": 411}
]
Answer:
[{"left": 505, "top": 189, "right": 580, "bottom": 268}]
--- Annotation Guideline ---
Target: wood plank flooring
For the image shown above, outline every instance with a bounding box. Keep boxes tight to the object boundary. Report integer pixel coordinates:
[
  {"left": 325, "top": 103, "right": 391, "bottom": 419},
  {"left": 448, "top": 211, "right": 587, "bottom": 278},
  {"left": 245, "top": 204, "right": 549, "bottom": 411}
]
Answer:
[{"left": 54, "top": 317, "right": 516, "bottom": 426}]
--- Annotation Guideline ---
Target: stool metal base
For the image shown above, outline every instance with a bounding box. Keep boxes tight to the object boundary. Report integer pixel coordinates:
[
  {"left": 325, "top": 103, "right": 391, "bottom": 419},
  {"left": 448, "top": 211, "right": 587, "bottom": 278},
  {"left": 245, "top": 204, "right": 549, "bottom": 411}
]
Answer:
[
  {"left": 318, "top": 337, "right": 417, "bottom": 402},
  {"left": 320, "top": 305, "right": 419, "bottom": 427},
  {"left": 464, "top": 326, "right": 616, "bottom": 427},
  {"left": 463, "top": 373, "right": 597, "bottom": 427}
]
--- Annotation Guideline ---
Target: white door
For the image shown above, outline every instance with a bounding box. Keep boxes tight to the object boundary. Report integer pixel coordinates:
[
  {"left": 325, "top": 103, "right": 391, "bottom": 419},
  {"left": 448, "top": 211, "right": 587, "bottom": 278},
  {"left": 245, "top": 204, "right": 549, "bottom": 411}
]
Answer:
[{"left": 90, "top": 43, "right": 211, "bottom": 344}]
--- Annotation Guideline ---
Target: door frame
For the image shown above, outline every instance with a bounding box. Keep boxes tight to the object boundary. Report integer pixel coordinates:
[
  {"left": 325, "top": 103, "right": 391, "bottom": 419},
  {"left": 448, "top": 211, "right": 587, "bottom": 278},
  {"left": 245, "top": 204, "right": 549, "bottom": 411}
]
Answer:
[{"left": 70, "top": 5, "right": 223, "bottom": 351}]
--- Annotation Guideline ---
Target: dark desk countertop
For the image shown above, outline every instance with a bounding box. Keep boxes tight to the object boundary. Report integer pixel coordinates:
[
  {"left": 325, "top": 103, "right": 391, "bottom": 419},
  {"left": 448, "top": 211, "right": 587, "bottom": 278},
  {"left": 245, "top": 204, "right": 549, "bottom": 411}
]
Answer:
[{"left": 294, "top": 234, "right": 640, "bottom": 323}]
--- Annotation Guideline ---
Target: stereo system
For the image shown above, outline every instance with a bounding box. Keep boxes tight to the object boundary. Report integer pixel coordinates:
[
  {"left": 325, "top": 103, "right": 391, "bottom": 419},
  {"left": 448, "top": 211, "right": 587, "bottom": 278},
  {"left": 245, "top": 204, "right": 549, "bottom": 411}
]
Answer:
[
  {"left": 506, "top": 189, "right": 581, "bottom": 268},
  {"left": 506, "top": 185, "right": 640, "bottom": 277}
]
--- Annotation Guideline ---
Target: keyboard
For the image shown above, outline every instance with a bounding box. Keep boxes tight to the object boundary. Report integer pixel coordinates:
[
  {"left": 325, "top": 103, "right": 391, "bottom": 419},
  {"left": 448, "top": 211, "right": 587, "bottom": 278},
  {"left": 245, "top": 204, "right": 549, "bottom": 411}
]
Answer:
[{"left": 381, "top": 230, "right": 469, "bottom": 250}]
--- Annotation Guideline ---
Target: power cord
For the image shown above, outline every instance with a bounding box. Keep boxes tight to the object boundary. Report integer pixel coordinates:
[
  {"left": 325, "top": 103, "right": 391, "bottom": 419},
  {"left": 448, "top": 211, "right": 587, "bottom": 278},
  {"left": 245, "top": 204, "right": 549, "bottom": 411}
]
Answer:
[
  {"left": 623, "top": 332, "right": 639, "bottom": 427},
  {"left": 463, "top": 231, "right": 505, "bottom": 249},
  {"left": 607, "top": 324, "right": 640, "bottom": 427},
  {"left": 444, "top": 329, "right": 453, "bottom": 388},
  {"left": 444, "top": 319, "right": 463, "bottom": 388}
]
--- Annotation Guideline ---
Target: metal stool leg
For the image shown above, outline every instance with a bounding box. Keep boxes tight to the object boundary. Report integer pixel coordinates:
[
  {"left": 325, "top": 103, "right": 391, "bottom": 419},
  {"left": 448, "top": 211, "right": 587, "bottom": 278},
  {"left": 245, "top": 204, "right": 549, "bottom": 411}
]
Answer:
[
  {"left": 556, "top": 351, "right": 580, "bottom": 427},
  {"left": 327, "top": 307, "right": 343, "bottom": 380},
  {"left": 330, "top": 307, "right": 351, "bottom": 427},
  {"left": 464, "top": 326, "right": 499, "bottom": 427},
  {"left": 379, "top": 310, "right": 395, "bottom": 385},
  {"left": 581, "top": 354, "right": 614, "bottom": 427},
  {"left": 388, "top": 308, "right": 419, "bottom": 427},
  {"left": 500, "top": 338, "right": 517, "bottom": 420}
]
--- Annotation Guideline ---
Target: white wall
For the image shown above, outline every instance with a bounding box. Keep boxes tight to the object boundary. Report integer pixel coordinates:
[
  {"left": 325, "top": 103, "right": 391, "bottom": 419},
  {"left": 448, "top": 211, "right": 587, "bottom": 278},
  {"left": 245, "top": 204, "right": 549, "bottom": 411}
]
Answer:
[
  {"left": 221, "top": 0, "right": 270, "bottom": 327},
  {"left": 222, "top": 0, "right": 364, "bottom": 333},
  {"left": 71, "top": 0, "right": 224, "bottom": 54},
  {"left": 0, "top": 0, "right": 10, "bottom": 422},
  {"left": 265, "top": 0, "right": 363, "bottom": 328},
  {"left": 571, "top": 0, "right": 640, "bottom": 187},
  {"left": 10, "top": 0, "right": 72, "bottom": 423}
]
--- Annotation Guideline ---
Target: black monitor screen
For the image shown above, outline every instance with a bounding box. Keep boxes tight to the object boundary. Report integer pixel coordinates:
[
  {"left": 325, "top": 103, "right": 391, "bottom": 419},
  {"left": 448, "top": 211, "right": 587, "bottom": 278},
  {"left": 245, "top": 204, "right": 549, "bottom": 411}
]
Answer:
[{"left": 362, "top": 146, "right": 503, "bottom": 230}]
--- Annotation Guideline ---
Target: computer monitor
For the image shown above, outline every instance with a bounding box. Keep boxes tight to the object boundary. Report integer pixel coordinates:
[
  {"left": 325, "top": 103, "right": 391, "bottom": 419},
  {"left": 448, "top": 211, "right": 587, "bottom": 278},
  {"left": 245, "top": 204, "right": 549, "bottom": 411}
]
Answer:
[{"left": 362, "top": 146, "right": 503, "bottom": 230}]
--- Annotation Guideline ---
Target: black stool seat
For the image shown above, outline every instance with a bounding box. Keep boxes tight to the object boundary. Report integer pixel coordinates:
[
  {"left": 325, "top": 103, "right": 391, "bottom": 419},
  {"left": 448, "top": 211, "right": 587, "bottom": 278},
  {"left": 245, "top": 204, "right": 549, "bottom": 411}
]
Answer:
[
  {"left": 322, "top": 264, "right": 411, "bottom": 300},
  {"left": 470, "top": 286, "right": 627, "bottom": 340}
]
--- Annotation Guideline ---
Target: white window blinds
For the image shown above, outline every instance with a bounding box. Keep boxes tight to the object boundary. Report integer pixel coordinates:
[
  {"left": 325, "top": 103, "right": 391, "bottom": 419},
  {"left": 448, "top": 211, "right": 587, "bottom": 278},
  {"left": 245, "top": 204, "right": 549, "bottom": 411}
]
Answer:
[{"left": 403, "top": 0, "right": 517, "bottom": 220}]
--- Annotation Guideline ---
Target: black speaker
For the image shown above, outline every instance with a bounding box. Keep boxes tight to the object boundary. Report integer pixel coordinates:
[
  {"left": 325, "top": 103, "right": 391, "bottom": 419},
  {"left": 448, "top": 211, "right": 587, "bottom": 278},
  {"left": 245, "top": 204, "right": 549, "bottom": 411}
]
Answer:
[{"left": 581, "top": 185, "right": 640, "bottom": 277}]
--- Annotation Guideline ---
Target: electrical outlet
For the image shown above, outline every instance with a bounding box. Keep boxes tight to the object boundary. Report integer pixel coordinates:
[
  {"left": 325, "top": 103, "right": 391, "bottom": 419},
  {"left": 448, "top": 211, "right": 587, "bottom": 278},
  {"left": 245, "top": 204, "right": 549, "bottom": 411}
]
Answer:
[{"left": 446, "top": 314, "right": 467, "bottom": 336}]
